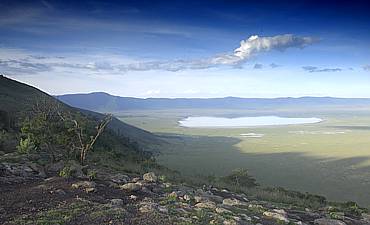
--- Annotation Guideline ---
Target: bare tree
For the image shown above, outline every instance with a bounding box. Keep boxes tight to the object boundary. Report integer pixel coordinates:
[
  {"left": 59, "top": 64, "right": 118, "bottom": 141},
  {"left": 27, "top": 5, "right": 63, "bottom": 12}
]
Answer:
[{"left": 60, "top": 113, "right": 112, "bottom": 165}]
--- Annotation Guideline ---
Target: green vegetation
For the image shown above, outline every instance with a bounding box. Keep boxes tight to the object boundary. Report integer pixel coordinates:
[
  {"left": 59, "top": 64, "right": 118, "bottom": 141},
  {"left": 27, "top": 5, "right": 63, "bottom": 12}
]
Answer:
[
  {"left": 58, "top": 166, "right": 73, "bottom": 178},
  {"left": 17, "top": 97, "right": 111, "bottom": 164},
  {"left": 221, "top": 168, "right": 258, "bottom": 188},
  {"left": 16, "top": 136, "right": 36, "bottom": 154}
]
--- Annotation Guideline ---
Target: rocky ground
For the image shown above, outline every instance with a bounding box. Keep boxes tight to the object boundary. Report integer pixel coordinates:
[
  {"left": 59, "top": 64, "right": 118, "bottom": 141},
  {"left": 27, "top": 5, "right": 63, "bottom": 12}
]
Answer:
[{"left": 1, "top": 157, "right": 370, "bottom": 225}]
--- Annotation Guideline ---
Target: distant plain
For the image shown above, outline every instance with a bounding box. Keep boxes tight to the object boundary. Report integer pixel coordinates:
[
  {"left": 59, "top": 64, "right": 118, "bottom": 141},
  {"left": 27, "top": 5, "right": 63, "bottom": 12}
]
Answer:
[{"left": 116, "top": 107, "right": 370, "bottom": 206}]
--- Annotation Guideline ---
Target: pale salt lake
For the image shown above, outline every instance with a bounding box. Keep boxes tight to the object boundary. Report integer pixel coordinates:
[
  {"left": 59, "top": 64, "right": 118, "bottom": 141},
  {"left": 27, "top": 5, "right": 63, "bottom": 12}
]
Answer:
[{"left": 178, "top": 116, "right": 322, "bottom": 128}]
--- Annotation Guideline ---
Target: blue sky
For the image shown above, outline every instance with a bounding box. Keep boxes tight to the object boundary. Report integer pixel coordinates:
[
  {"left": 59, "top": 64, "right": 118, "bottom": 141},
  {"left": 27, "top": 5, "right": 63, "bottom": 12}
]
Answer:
[{"left": 1, "top": 0, "right": 370, "bottom": 98}]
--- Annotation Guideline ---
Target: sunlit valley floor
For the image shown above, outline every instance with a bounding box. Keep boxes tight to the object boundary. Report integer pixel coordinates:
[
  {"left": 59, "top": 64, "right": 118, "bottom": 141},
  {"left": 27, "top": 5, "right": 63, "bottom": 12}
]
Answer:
[{"left": 117, "top": 108, "right": 370, "bottom": 207}]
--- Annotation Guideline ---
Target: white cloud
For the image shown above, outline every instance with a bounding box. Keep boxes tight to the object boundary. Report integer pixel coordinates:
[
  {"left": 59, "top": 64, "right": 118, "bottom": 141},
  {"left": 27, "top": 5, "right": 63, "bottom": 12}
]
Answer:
[
  {"left": 363, "top": 65, "right": 370, "bottom": 71},
  {"left": 213, "top": 34, "right": 316, "bottom": 65},
  {"left": 117, "top": 34, "right": 316, "bottom": 72},
  {"left": 0, "top": 34, "right": 316, "bottom": 75},
  {"left": 302, "top": 66, "right": 342, "bottom": 73}
]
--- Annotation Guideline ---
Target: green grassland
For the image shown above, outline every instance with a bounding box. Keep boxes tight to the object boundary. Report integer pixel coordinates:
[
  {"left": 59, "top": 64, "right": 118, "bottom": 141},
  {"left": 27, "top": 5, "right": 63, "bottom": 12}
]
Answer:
[{"left": 116, "top": 108, "right": 370, "bottom": 207}]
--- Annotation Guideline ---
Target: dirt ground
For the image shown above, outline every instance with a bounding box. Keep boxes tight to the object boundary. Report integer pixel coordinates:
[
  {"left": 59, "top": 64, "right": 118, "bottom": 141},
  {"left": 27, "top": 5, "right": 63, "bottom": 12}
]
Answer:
[{"left": 0, "top": 177, "right": 172, "bottom": 225}]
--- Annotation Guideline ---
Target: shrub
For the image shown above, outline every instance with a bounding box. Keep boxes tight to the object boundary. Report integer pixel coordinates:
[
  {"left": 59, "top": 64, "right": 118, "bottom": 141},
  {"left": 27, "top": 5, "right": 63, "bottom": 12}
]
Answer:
[
  {"left": 16, "top": 136, "right": 36, "bottom": 154},
  {"left": 88, "top": 170, "right": 97, "bottom": 181},
  {"left": 59, "top": 166, "right": 72, "bottom": 178},
  {"left": 221, "top": 168, "right": 258, "bottom": 188}
]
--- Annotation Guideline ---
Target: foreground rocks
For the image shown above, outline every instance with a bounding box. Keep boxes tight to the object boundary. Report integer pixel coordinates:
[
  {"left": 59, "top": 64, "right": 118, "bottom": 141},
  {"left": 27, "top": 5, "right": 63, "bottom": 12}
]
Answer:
[{"left": 1, "top": 161, "right": 369, "bottom": 225}]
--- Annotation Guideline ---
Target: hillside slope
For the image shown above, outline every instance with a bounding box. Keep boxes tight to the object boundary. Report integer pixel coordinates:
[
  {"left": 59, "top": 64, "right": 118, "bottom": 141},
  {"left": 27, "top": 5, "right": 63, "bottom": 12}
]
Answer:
[
  {"left": 0, "top": 75, "right": 162, "bottom": 151},
  {"left": 57, "top": 92, "right": 370, "bottom": 112}
]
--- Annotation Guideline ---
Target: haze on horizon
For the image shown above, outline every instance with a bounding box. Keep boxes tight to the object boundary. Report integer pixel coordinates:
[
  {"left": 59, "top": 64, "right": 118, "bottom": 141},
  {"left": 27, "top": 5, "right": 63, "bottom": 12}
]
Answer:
[{"left": 1, "top": 0, "right": 370, "bottom": 98}]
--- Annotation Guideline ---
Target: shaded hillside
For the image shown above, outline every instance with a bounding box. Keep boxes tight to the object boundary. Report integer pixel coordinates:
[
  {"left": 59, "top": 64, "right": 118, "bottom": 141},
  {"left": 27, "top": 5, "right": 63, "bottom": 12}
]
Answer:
[
  {"left": 0, "top": 75, "right": 47, "bottom": 113},
  {"left": 57, "top": 92, "right": 370, "bottom": 112},
  {"left": 0, "top": 75, "right": 162, "bottom": 151}
]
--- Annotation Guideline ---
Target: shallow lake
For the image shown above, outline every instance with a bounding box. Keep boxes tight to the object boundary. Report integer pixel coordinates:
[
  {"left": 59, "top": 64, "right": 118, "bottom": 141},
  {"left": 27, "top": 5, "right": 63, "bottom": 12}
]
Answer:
[{"left": 179, "top": 116, "right": 322, "bottom": 128}]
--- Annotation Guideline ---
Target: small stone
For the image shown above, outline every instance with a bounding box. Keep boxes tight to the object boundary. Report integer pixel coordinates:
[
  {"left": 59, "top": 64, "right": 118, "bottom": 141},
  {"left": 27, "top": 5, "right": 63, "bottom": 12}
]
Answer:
[
  {"left": 183, "top": 194, "right": 192, "bottom": 201},
  {"left": 143, "top": 172, "right": 157, "bottom": 182},
  {"left": 263, "top": 211, "right": 289, "bottom": 223},
  {"left": 195, "top": 201, "right": 216, "bottom": 209},
  {"left": 163, "top": 182, "right": 172, "bottom": 188},
  {"left": 216, "top": 207, "right": 232, "bottom": 214},
  {"left": 85, "top": 187, "right": 96, "bottom": 193},
  {"left": 223, "top": 219, "right": 237, "bottom": 225},
  {"left": 362, "top": 213, "right": 370, "bottom": 223},
  {"left": 139, "top": 203, "right": 156, "bottom": 213},
  {"left": 55, "top": 189, "right": 66, "bottom": 195},
  {"left": 314, "top": 218, "right": 346, "bottom": 225},
  {"left": 273, "top": 209, "right": 287, "bottom": 215},
  {"left": 71, "top": 181, "right": 96, "bottom": 189},
  {"left": 120, "top": 183, "right": 141, "bottom": 191},
  {"left": 129, "top": 195, "right": 138, "bottom": 200},
  {"left": 239, "top": 214, "right": 252, "bottom": 221},
  {"left": 222, "top": 198, "right": 245, "bottom": 206},
  {"left": 194, "top": 196, "right": 203, "bottom": 203},
  {"left": 111, "top": 174, "right": 129, "bottom": 184}
]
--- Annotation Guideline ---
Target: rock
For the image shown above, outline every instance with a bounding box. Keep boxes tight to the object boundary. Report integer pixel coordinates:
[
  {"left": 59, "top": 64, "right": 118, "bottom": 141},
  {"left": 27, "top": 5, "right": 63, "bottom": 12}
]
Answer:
[
  {"left": 222, "top": 198, "right": 246, "bottom": 206},
  {"left": 55, "top": 189, "right": 66, "bottom": 195},
  {"left": 139, "top": 203, "right": 157, "bottom": 213},
  {"left": 314, "top": 218, "right": 346, "bottom": 225},
  {"left": 194, "top": 196, "right": 203, "bottom": 203},
  {"left": 129, "top": 195, "right": 138, "bottom": 200},
  {"left": 223, "top": 219, "right": 237, "bottom": 225},
  {"left": 163, "top": 182, "right": 172, "bottom": 188},
  {"left": 120, "top": 183, "right": 141, "bottom": 192},
  {"left": 110, "top": 199, "right": 124, "bottom": 208},
  {"left": 85, "top": 187, "right": 96, "bottom": 193},
  {"left": 273, "top": 209, "right": 287, "bottom": 215},
  {"left": 195, "top": 201, "right": 216, "bottom": 210},
  {"left": 239, "top": 214, "right": 252, "bottom": 221},
  {"left": 263, "top": 211, "right": 289, "bottom": 223},
  {"left": 157, "top": 206, "right": 168, "bottom": 213},
  {"left": 248, "top": 204, "right": 264, "bottom": 210},
  {"left": 71, "top": 181, "right": 96, "bottom": 189},
  {"left": 216, "top": 207, "right": 232, "bottom": 214},
  {"left": 110, "top": 174, "right": 129, "bottom": 184},
  {"left": 143, "top": 172, "right": 157, "bottom": 182},
  {"left": 362, "top": 213, "right": 370, "bottom": 223},
  {"left": 183, "top": 194, "right": 192, "bottom": 201},
  {"left": 168, "top": 191, "right": 178, "bottom": 199},
  {"left": 0, "top": 151, "right": 5, "bottom": 156}
]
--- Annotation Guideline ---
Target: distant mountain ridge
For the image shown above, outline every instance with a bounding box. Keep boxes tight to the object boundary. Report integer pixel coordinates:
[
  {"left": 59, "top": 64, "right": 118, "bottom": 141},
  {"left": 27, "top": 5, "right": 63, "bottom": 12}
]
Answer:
[{"left": 57, "top": 92, "right": 370, "bottom": 112}]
